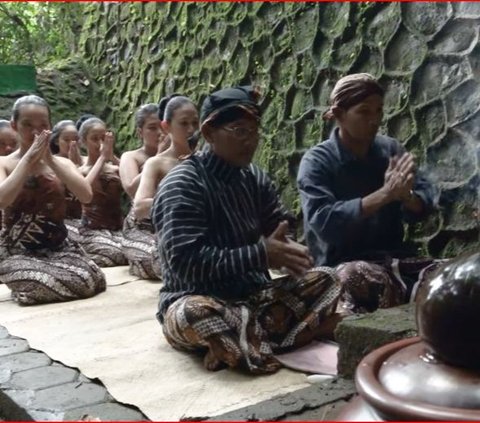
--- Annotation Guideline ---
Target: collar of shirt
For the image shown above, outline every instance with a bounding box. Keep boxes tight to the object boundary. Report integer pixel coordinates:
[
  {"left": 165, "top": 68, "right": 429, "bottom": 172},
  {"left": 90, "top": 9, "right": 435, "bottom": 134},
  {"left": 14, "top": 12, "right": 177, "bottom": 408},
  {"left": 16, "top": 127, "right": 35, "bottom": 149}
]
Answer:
[
  {"left": 330, "top": 127, "right": 382, "bottom": 164},
  {"left": 202, "top": 149, "right": 242, "bottom": 182}
]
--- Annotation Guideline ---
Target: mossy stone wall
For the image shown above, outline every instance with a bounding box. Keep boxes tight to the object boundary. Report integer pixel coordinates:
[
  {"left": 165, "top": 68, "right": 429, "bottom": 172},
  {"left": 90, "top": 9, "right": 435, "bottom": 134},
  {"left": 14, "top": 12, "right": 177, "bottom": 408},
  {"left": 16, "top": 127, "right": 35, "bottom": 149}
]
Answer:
[
  {"left": 0, "top": 57, "right": 103, "bottom": 125},
  {"left": 79, "top": 2, "right": 479, "bottom": 257}
]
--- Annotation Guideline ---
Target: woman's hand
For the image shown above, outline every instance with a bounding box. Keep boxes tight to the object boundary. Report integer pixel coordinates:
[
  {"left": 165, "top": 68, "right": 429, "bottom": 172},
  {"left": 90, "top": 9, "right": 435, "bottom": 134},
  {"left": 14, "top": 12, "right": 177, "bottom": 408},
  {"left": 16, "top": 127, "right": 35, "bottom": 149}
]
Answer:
[
  {"left": 100, "top": 132, "right": 115, "bottom": 161},
  {"left": 25, "top": 130, "right": 50, "bottom": 166},
  {"left": 68, "top": 141, "right": 83, "bottom": 166}
]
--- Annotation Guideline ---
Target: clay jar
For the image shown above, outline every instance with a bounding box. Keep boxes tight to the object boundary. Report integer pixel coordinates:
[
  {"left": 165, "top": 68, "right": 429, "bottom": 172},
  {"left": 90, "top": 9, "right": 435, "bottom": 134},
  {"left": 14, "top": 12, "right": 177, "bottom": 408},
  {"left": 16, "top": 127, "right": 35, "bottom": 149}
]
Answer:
[{"left": 338, "top": 251, "right": 480, "bottom": 421}]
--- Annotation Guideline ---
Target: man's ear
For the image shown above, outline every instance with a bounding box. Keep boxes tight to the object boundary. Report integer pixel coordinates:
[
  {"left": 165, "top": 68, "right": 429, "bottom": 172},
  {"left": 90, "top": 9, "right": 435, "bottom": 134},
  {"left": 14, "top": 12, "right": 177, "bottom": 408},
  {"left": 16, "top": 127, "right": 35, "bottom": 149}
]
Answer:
[
  {"left": 10, "top": 119, "right": 17, "bottom": 131},
  {"left": 331, "top": 106, "right": 343, "bottom": 121},
  {"left": 201, "top": 124, "right": 214, "bottom": 144},
  {"left": 136, "top": 127, "right": 142, "bottom": 139}
]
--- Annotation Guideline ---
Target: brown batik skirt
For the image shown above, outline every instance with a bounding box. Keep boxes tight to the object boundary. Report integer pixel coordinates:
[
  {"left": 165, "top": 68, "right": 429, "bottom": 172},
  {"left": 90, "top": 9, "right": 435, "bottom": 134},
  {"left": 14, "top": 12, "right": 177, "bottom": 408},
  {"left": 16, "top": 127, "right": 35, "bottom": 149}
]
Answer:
[
  {"left": 162, "top": 267, "right": 342, "bottom": 374},
  {"left": 335, "top": 257, "right": 447, "bottom": 313}
]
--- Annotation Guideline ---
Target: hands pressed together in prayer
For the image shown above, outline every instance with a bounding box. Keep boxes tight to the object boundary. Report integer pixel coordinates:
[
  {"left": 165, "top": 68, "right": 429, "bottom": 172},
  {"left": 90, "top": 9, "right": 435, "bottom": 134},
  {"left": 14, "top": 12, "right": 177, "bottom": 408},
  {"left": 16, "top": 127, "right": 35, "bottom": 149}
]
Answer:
[
  {"left": 68, "top": 141, "right": 83, "bottom": 166},
  {"left": 264, "top": 220, "right": 313, "bottom": 279},
  {"left": 25, "top": 130, "right": 53, "bottom": 166},
  {"left": 382, "top": 152, "right": 416, "bottom": 203},
  {"left": 100, "top": 131, "right": 115, "bottom": 161}
]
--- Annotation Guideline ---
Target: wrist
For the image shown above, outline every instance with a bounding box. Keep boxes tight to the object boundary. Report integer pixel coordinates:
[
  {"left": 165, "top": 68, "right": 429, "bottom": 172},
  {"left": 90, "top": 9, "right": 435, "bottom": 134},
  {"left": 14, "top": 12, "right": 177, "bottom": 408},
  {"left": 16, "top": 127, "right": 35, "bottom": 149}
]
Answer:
[{"left": 401, "top": 189, "right": 415, "bottom": 203}]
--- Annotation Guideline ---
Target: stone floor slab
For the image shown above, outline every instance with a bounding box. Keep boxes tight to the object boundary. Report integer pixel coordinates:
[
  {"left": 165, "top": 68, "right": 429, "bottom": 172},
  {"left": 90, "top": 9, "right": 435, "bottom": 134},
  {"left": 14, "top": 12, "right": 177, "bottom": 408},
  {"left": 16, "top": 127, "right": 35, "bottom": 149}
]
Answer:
[
  {"left": 7, "top": 366, "right": 78, "bottom": 390},
  {"left": 64, "top": 402, "right": 147, "bottom": 421},
  {"left": 0, "top": 338, "right": 29, "bottom": 357},
  {"left": 29, "top": 381, "right": 109, "bottom": 411},
  {"left": 0, "top": 351, "right": 51, "bottom": 374}
]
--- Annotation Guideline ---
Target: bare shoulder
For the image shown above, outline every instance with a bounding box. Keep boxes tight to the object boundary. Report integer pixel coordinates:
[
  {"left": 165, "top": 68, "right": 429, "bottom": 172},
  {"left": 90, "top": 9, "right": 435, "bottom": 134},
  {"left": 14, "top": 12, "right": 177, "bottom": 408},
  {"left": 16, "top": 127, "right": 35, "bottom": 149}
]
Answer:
[{"left": 0, "top": 153, "right": 19, "bottom": 174}]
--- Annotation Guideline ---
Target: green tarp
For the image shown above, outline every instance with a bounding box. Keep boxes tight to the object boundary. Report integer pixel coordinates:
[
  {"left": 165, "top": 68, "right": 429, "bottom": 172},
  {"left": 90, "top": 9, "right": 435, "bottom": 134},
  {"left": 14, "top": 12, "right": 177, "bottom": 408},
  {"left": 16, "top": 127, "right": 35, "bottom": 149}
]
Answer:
[{"left": 0, "top": 64, "right": 36, "bottom": 95}]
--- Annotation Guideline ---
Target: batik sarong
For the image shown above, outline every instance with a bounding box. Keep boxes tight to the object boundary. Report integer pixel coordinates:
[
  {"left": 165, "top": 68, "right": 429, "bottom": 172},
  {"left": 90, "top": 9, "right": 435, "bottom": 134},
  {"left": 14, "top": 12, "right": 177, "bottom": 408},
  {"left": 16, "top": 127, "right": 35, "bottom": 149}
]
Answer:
[
  {"left": 335, "top": 257, "right": 447, "bottom": 313},
  {"left": 122, "top": 209, "right": 161, "bottom": 280},
  {"left": 162, "top": 267, "right": 341, "bottom": 374}
]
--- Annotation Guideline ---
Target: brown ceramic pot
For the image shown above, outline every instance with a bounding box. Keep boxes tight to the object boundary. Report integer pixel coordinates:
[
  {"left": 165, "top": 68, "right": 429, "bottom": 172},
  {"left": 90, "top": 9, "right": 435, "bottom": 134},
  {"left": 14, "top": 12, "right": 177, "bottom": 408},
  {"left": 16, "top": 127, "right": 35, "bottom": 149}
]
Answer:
[{"left": 338, "top": 252, "right": 480, "bottom": 421}]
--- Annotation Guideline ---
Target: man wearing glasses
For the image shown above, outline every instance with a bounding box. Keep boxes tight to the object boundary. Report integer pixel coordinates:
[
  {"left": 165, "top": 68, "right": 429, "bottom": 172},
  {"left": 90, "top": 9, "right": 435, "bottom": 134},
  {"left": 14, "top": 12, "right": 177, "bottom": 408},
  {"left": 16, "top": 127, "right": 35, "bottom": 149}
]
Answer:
[{"left": 151, "top": 86, "right": 342, "bottom": 374}]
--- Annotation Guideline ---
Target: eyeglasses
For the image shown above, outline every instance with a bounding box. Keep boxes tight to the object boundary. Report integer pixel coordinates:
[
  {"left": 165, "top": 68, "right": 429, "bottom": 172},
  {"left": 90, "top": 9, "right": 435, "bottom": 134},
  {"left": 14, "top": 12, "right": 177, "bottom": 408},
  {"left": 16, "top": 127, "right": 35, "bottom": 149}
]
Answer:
[{"left": 221, "top": 126, "right": 259, "bottom": 141}]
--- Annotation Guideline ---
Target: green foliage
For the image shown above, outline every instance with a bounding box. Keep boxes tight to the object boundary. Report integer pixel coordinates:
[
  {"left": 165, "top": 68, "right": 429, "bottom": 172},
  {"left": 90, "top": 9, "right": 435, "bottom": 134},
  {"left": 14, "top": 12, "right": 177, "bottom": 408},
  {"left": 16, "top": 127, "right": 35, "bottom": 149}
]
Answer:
[{"left": 0, "top": 2, "right": 84, "bottom": 65}]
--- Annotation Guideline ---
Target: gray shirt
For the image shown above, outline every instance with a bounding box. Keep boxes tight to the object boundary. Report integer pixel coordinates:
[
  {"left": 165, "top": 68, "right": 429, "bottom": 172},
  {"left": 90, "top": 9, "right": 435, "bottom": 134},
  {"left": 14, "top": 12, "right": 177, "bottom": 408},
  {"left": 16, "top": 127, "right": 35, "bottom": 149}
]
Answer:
[{"left": 297, "top": 129, "right": 436, "bottom": 266}]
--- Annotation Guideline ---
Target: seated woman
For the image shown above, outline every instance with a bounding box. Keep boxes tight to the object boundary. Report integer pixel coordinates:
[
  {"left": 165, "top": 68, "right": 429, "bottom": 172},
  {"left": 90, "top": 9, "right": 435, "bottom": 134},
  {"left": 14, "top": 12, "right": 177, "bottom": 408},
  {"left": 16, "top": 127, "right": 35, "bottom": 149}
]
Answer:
[
  {"left": 0, "top": 120, "right": 19, "bottom": 229},
  {"left": 131, "top": 95, "right": 199, "bottom": 279},
  {"left": 0, "top": 95, "right": 105, "bottom": 305},
  {"left": 151, "top": 86, "right": 342, "bottom": 374},
  {"left": 297, "top": 73, "right": 443, "bottom": 313},
  {"left": 50, "top": 120, "right": 83, "bottom": 222},
  {"left": 0, "top": 120, "right": 18, "bottom": 156},
  {"left": 78, "top": 117, "right": 127, "bottom": 267},
  {"left": 120, "top": 103, "right": 170, "bottom": 279}
]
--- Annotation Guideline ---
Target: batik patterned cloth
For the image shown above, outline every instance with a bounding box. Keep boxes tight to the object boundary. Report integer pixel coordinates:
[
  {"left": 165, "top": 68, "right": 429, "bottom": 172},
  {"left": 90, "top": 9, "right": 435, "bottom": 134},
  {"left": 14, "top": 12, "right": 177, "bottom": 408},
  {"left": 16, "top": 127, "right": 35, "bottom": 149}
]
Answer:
[
  {"left": 335, "top": 257, "right": 447, "bottom": 313},
  {"left": 78, "top": 226, "right": 127, "bottom": 267},
  {"left": 162, "top": 267, "right": 341, "bottom": 374},
  {"left": 0, "top": 174, "right": 106, "bottom": 305},
  {"left": 121, "top": 209, "right": 161, "bottom": 280},
  {"left": 79, "top": 171, "right": 127, "bottom": 267}
]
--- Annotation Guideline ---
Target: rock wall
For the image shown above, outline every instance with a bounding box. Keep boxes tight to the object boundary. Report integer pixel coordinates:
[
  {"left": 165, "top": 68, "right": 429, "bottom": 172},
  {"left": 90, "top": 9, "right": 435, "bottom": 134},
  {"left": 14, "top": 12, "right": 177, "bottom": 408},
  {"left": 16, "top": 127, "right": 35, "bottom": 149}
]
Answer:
[
  {"left": 78, "top": 2, "right": 479, "bottom": 257},
  {"left": 0, "top": 57, "right": 103, "bottom": 126}
]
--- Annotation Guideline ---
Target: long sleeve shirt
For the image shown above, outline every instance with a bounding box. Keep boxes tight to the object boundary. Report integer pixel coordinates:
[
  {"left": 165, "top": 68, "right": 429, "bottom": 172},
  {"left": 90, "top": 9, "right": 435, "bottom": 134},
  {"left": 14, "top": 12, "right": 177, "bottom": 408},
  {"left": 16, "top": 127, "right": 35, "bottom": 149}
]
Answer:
[
  {"left": 151, "top": 150, "right": 295, "bottom": 321},
  {"left": 297, "top": 129, "right": 437, "bottom": 267}
]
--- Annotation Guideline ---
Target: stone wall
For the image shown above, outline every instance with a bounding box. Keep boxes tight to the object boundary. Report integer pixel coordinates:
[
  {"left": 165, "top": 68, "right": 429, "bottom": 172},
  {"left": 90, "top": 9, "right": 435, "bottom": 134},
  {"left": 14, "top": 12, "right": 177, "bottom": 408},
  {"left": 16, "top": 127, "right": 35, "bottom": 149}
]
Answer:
[
  {"left": 0, "top": 57, "right": 103, "bottom": 126},
  {"left": 78, "top": 2, "right": 479, "bottom": 257}
]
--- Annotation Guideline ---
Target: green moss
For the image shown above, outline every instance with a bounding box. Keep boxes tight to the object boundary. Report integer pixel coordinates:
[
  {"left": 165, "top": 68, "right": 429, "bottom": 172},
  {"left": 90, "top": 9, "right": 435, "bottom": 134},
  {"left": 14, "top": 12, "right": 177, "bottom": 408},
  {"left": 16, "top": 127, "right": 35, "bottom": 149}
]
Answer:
[{"left": 67, "top": 2, "right": 478, "bottom": 255}]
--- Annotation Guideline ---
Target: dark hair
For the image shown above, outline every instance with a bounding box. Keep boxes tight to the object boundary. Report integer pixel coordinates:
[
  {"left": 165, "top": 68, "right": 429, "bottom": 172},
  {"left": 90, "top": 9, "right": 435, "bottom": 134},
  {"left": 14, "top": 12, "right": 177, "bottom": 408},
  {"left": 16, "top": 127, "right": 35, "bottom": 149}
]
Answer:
[
  {"left": 12, "top": 95, "right": 51, "bottom": 123},
  {"left": 159, "top": 95, "right": 194, "bottom": 122},
  {"left": 75, "top": 114, "right": 96, "bottom": 131},
  {"left": 0, "top": 120, "right": 11, "bottom": 130},
  {"left": 50, "top": 120, "right": 76, "bottom": 154},
  {"left": 208, "top": 107, "right": 257, "bottom": 128},
  {"left": 135, "top": 104, "right": 159, "bottom": 129},
  {"left": 158, "top": 93, "right": 180, "bottom": 120},
  {"left": 79, "top": 117, "right": 105, "bottom": 142}
]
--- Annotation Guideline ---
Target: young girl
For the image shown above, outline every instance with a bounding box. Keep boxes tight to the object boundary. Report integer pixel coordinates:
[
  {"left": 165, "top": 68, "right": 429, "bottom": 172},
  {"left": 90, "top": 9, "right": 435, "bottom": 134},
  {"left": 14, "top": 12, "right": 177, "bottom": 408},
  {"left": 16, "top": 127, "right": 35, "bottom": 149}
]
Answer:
[
  {"left": 78, "top": 117, "right": 127, "bottom": 267},
  {"left": 134, "top": 95, "right": 199, "bottom": 220},
  {"left": 120, "top": 103, "right": 170, "bottom": 279},
  {"left": 129, "top": 96, "right": 199, "bottom": 279},
  {"left": 50, "top": 120, "right": 83, "bottom": 220},
  {"left": 0, "top": 95, "right": 105, "bottom": 305},
  {"left": 0, "top": 120, "right": 18, "bottom": 156}
]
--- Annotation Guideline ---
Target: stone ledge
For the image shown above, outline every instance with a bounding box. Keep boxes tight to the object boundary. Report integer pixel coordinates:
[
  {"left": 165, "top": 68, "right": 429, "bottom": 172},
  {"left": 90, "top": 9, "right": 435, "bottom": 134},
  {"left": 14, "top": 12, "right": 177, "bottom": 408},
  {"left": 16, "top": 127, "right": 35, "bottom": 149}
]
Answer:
[
  {"left": 0, "top": 325, "right": 148, "bottom": 422},
  {"left": 205, "top": 378, "right": 355, "bottom": 422},
  {"left": 335, "top": 303, "right": 417, "bottom": 378}
]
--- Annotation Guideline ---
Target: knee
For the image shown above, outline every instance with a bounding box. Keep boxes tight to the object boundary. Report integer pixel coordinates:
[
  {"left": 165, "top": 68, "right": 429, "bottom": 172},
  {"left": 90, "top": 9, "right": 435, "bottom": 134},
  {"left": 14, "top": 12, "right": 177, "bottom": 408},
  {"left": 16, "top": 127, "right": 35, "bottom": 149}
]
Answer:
[{"left": 336, "top": 260, "right": 371, "bottom": 285}]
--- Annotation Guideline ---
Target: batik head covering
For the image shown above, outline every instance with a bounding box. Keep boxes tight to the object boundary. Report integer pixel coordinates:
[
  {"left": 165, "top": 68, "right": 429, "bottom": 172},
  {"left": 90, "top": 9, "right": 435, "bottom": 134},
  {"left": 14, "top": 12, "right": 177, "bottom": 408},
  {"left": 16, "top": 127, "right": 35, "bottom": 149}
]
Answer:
[
  {"left": 323, "top": 73, "right": 384, "bottom": 120},
  {"left": 200, "top": 86, "right": 261, "bottom": 128}
]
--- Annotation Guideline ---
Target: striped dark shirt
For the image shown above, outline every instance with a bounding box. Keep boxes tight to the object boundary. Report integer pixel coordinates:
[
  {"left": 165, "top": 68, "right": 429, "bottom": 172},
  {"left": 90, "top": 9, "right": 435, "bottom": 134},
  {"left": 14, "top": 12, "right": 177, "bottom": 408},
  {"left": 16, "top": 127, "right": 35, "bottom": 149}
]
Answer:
[{"left": 151, "top": 150, "right": 294, "bottom": 322}]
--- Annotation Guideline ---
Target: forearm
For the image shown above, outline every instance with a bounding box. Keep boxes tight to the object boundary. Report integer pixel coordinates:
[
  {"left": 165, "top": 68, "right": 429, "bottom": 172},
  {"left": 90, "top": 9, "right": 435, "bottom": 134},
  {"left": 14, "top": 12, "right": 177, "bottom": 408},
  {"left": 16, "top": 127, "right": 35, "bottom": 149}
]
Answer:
[
  {"left": 85, "top": 156, "right": 106, "bottom": 186},
  {"left": 167, "top": 240, "right": 268, "bottom": 282},
  {"left": 125, "top": 173, "right": 142, "bottom": 199},
  {"left": 133, "top": 197, "right": 153, "bottom": 220},
  {"left": 361, "top": 188, "right": 392, "bottom": 218},
  {"left": 49, "top": 157, "right": 92, "bottom": 203},
  {"left": 0, "top": 158, "right": 32, "bottom": 209}
]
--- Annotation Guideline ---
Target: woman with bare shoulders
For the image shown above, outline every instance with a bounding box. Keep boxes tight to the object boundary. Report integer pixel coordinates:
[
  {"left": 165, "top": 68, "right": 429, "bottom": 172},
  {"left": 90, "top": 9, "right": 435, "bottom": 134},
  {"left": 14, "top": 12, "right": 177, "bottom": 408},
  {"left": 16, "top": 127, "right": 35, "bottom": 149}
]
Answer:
[
  {"left": 120, "top": 103, "right": 171, "bottom": 279},
  {"left": 50, "top": 120, "right": 84, "bottom": 222},
  {"left": 0, "top": 96, "right": 105, "bottom": 305},
  {"left": 134, "top": 96, "right": 199, "bottom": 219},
  {"left": 0, "top": 120, "right": 18, "bottom": 156},
  {"left": 77, "top": 117, "right": 127, "bottom": 267},
  {"left": 130, "top": 95, "right": 199, "bottom": 279}
]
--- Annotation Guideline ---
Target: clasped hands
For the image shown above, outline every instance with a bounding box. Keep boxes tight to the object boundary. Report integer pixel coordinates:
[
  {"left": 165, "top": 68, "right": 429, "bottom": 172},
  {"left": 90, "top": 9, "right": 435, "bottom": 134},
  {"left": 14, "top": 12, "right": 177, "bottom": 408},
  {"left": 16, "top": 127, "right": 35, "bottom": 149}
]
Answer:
[
  {"left": 383, "top": 152, "right": 416, "bottom": 203},
  {"left": 264, "top": 220, "right": 313, "bottom": 279}
]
